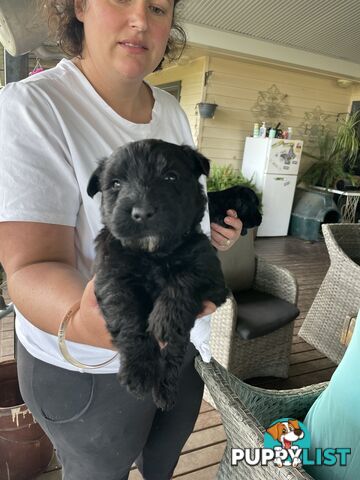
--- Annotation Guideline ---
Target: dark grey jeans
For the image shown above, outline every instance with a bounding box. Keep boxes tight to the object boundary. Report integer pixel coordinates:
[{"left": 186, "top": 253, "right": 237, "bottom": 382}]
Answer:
[{"left": 17, "top": 340, "right": 204, "bottom": 480}]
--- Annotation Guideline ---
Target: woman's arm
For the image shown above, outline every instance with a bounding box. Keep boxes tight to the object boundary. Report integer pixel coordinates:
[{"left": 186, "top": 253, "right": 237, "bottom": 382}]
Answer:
[{"left": 0, "top": 221, "right": 114, "bottom": 349}]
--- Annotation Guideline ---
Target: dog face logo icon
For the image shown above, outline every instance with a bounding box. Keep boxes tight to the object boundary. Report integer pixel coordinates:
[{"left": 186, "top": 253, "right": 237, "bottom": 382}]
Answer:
[
  {"left": 264, "top": 418, "right": 310, "bottom": 468},
  {"left": 231, "top": 416, "right": 350, "bottom": 469}
]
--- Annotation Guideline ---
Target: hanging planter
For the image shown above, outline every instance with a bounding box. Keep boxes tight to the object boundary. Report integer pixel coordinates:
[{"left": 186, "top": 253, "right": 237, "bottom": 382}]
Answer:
[
  {"left": 0, "top": 360, "right": 54, "bottom": 480},
  {"left": 197, "top": 102, "right": 218, "bottom": 119}
]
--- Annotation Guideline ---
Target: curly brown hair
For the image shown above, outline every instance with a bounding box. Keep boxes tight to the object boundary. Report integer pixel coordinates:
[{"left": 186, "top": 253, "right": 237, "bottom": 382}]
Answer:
[{"left": 39, "top": 0, "right": 186, "bottom": 69}]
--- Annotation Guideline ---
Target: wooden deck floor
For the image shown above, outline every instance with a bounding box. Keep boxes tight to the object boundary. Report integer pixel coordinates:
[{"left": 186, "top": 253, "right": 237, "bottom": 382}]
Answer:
[{"left": 0, "top": 235, "right": 333, "bottom": 479}]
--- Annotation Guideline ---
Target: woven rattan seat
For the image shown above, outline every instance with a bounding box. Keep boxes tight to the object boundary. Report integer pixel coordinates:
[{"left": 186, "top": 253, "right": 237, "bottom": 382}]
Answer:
[
  {"left": 299, "top": 223, "right": 360, "bottom": 364},
  {"left": 195, "top": 356, "right": 324, "bottom": 479},
  {"left": 209, "top": 230, "right": 299, "bottom": 381}
]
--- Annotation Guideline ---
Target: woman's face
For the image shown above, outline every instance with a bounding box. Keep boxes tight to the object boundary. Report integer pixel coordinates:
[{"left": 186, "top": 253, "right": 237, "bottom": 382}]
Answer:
[{"left": 75, "top": 0, "right": 174, "bottom": 82}]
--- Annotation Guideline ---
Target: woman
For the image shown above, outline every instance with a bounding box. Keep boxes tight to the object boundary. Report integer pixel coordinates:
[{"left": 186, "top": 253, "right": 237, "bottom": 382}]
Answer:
[{"left": 0, "top": 1, "right": 241, "bottom": 478}]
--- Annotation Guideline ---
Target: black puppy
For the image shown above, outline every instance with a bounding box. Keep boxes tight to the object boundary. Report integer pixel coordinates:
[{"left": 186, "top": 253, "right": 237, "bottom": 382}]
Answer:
[
  {"left": 87, "top": 139, "right": 228, "bottom": 410},
  {"left": 208, "top": 186, "right": 262, "bottom": 235}
]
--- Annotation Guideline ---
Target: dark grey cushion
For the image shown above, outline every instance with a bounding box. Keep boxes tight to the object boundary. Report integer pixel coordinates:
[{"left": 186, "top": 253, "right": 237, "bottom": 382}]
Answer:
[
  {"left": 234, "top": 289, "right": 299, "bottom": 340},
  {"left": 218, "top": 230, "right": 256, "bottom": 292}
]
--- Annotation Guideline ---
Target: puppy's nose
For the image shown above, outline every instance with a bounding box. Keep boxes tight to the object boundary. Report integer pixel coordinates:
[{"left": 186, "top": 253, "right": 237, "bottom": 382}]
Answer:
[{"left": 131, "top": 206, "right": 156, "bottom": 223}]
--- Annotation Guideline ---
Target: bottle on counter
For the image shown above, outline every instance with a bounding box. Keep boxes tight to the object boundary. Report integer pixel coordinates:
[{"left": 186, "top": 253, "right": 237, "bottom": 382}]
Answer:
[
  {"left": 269, "top": 128, "right": 276, "bottom": 138},
  {"left": 253, "top": 123, "right": 260, "bottom": 138},
  {"left": 259, "top": 121, "right": 266, "bottom": 138},
  {"left": 287, "top": 127, "right": 293, "bottom": 140}
]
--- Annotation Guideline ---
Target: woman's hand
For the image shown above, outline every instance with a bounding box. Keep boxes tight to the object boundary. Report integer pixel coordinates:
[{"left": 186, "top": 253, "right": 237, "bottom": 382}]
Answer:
[
  {"left": 197, "top": 300, "right": 217, "bottom": 318},
  {"left": 211, "top": 209, "right": 243, "bottom": 251},
  {"left": 74, "top": 281, "right": 217, "bottom": 350},
  {"left": 75, "top": 277, "right": 171, "bottom": 351},
  {"left": 70, "top": 277, "right": 116, "bottom": 350}
]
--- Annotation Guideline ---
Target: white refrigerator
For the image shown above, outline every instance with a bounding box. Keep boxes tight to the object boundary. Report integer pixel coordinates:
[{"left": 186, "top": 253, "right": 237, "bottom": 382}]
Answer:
[{"left": 242, "top": 137, "right": 303, "bottom": 236}]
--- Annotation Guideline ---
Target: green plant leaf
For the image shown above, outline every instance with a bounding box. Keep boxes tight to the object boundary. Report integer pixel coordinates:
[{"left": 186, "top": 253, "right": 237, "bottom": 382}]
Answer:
[
  {"left": 300, "top": 112, "right": 360, "bottom": 188},
  {"left": 207, "top": 164, "right": 262, "bottom": 208}
]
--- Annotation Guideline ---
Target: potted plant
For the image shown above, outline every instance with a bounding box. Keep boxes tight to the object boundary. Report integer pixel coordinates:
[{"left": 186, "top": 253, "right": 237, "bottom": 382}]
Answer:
[
  {"left": 207, "top": 164, "right": 261, "bottom": 203},
  {"left": 0, "top": 360, "right": 54, "bottom": 480},
  {"left": 299, "top": 111, "right": 360, "bottom": 189},
  {"left": 0, "top": 264, "right": 53, "bottom": 479},
  {"left": 197, "top": 102, "right": 218, "bottom": 119}
]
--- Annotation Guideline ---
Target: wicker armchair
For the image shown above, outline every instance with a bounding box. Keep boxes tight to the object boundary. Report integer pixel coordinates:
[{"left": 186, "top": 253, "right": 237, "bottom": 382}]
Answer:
[
  {"left": 299, "top": 223, "right": 360, "bottom": 364},
  {"left": 0, "top": 302, "right": 13, "bottom": 320},
  {"left": 210, "top": 231, "right": 298, "bottom": 380},
  {"left": 195, "top": 356, "right": 326, "bottom": 480}
]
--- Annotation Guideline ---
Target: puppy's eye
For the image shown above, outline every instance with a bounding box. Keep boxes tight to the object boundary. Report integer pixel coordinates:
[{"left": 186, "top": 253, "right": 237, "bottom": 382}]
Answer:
[
  {"left": 112, "top": 180, "right": 121, "bottom": 190},
  {"left": 163, "top": 171, "right": 178, "bottom": 182}
]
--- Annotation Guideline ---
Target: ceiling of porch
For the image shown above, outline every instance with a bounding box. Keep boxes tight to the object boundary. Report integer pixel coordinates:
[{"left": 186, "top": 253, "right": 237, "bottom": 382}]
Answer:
[{"left": 179, "top": 0, "right": 360, "bottom": 80}]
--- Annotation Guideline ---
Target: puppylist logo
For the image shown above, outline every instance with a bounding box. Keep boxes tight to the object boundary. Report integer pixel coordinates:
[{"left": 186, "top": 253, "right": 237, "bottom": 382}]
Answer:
[{"left": 231, "top": 417, "right": 351, "bottom": 469}]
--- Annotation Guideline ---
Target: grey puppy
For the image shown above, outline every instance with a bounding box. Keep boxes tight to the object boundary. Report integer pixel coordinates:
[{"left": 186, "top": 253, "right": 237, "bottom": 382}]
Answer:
[{"left": 87, "top": 139, "right": 228, "bottom": 410}]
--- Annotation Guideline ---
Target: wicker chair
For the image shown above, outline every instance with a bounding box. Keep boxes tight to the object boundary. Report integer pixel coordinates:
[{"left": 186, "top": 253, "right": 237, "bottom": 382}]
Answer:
[
  {"left": 299, "top": 223, "right": 360, "bottom": 365},
  {"left": 195, "top": 356, "right": 326, "bottom": 480},
  {"left": 210, "top": 230, "right": 299, "bottom": 380},
  {"left": 0, "top": 302, "right": 13, "bottom": 320}
]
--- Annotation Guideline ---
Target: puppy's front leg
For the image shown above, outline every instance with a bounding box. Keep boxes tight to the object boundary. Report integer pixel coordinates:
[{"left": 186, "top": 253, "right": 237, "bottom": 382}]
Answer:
[
  {"left": 154, "top": 337, "right": 190, "bottom": 411},
  {"left": 148, "top": 288, "right": 201, "bottom": 410},
  {"left": 115, "top": 325, "right": 160, "bottom": 399},
  {"left": 95, "top": 278, "right": 160, "bottom": 398}
]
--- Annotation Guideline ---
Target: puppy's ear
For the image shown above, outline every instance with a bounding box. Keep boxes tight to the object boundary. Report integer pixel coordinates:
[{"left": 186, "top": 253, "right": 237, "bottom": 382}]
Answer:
[
  {"left": 182, "top": 145, "right": 210, "bottom": 177},
  {"left": 289, "top": 419, "right": 300, "bottom": 430},
  {"left": 266, "top": 423, "right": 282, "bottom": 441},
  {"left": 87, "top": 159, "right": 106, "bottom": 198}
]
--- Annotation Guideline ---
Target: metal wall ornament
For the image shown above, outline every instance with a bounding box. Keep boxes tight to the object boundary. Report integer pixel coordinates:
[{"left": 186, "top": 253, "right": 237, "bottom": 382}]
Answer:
[
  {"left": 299, "top": 106, "right": 336, "bottom": 147},
  {"left": 251, "top": 84, "right": 292, "bottom": 123}
]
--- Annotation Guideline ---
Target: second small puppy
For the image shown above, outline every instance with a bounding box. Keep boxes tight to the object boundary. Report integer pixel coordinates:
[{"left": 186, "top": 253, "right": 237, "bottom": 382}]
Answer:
[
  {"left": 208, "top": 186, "right": 262, "bottom": 235},
  {"left": 87, "top": 139, "right": 228, "bottom": 410}
]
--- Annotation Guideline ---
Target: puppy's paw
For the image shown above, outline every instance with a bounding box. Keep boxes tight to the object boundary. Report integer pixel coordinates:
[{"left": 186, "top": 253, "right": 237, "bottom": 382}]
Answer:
[
  {"left": 152, "top": 382, "right": 177, "bottom": 411},
  {"left": 210, "top": 287, "right": 229, "bottom": 307},
  {"left": 118, "top": 360, "right": 158, "bottom": 398}
]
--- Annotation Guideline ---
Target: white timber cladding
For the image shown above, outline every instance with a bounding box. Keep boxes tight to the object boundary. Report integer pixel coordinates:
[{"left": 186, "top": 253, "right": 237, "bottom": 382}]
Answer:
[
  {"left": 198, "top": 56, "right": 355, "bottom": 171},
  {"left": 147, "top": 57, "right": 206, "bottom": 146},
  {"left": 350, "top": 85, "right": 360, "bottom": 105}
]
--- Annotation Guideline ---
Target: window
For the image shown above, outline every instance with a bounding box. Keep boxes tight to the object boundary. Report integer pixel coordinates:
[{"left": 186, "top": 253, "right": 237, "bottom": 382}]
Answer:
[{"left": 158, "top": 81, "right": 182, "bottom": 101}]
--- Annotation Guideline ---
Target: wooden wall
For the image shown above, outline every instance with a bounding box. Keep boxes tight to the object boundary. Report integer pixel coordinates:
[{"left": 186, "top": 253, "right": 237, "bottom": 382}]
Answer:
[
  {"left": 201, "top": 56, "right": 355, "bottom": 172},
  {"left": 350, "top": 84, "right": 360, "bottom": 106},
  {"left": 147, "top": 57, "right": 206, "bottom": 146}
]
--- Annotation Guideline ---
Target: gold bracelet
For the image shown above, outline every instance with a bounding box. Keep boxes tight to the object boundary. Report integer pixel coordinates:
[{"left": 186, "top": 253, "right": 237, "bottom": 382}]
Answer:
[{"left": 58, "top": 300, "right": 118, "bottom": 369}]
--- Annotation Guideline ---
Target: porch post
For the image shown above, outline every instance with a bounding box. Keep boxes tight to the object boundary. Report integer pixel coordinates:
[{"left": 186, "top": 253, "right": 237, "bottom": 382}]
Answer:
[{"left": 4, "top": 50, "right": 29, "bottom": 84}]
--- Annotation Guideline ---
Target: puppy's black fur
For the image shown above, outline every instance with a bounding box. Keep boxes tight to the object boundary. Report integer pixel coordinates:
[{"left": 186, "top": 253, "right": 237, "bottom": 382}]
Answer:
[
  {"left": 208, "top": 186, "right": 262, "bottom": 235},
  {"left": 87, "top": 139, "right": 228, "bottom": 410}
]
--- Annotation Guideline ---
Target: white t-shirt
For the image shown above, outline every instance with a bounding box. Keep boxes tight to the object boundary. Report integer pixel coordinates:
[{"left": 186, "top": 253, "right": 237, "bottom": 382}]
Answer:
[{"left": 0, "top": 58, "right": 212, "bottom": 373}]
